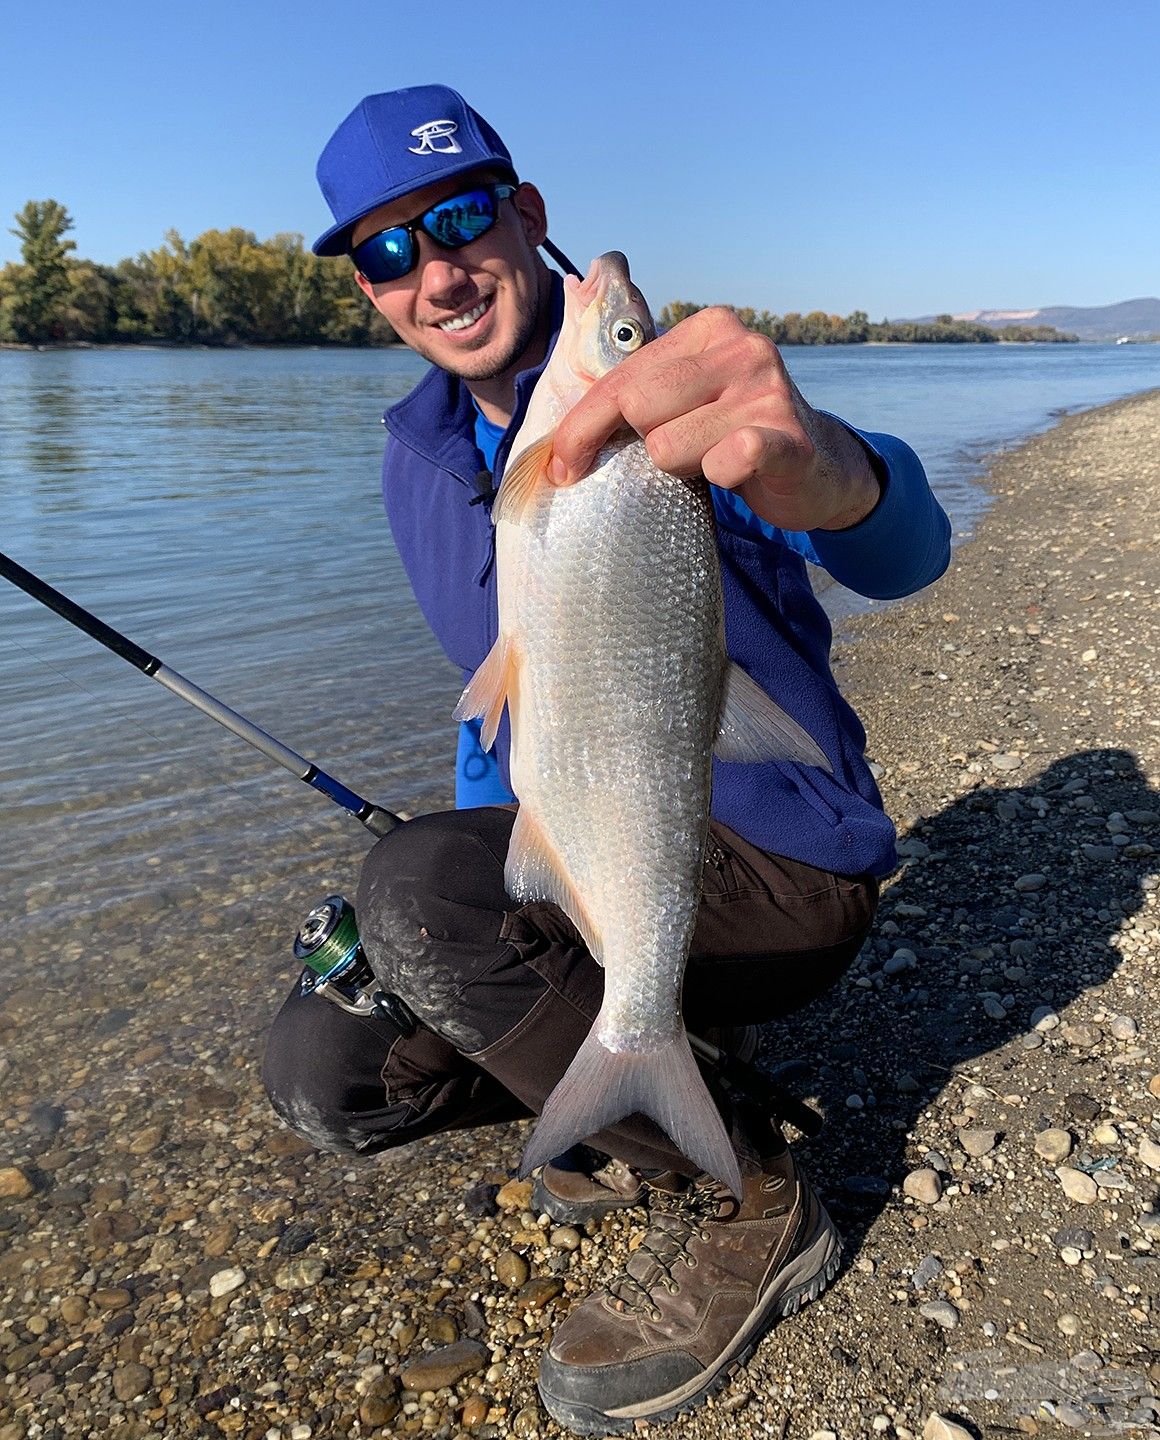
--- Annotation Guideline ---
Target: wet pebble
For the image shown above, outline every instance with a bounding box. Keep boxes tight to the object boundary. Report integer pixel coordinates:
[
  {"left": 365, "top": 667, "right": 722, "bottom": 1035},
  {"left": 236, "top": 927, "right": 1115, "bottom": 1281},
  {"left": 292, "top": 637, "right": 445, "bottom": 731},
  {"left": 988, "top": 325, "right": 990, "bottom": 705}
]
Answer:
[
  {"left": 0, "top": 1166, "right": 35, "bottom": 1199},
  {"left": 399, "top": 1339, "right": 488, "bottom": 1392},
  {"left": 495, "top": 1251, "right": 529, "bottom": 1288},
  {"left": 550, "top": 1226, "right": 582, "bottom": 1251},
  {"left": 359, "top": 1376, "right": 401, "bottom": 1427},
  {"left": 273, "top": 1256, "right": 326, "bottom": 1291},
  {"left": 209, "top": 1266, "right": 245, "bottom": 1298},
  {"left": 112, "top": 1363, "right": 150, "bottom": 1401}
]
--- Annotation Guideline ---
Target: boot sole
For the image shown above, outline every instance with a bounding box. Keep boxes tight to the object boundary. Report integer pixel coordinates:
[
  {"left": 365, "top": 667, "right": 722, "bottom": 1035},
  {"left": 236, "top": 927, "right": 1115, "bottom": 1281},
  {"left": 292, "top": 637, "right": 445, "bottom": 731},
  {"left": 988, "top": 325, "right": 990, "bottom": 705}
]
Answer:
[{"left": 537, "top": 1185, "right": 841, "bottom": 1435}]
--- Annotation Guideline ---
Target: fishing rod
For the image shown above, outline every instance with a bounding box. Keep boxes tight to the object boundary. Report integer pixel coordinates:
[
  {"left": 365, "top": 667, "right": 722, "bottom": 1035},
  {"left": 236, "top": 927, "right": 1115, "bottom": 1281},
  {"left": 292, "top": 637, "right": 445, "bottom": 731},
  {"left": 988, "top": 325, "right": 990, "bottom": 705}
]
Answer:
[
  {"left": 1, "top": 547, "right": 825, "bottom": 1116},
  {"left": 0, "top": 549, "right": 401, "bottom": 838}
]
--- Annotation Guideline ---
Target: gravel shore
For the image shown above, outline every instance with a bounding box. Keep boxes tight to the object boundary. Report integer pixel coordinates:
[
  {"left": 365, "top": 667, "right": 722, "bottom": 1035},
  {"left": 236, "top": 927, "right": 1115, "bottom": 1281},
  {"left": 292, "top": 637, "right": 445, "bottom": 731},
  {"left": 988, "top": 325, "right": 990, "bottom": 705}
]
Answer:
[{"left": 3, "top": 389, "right": 1160, "bottom": 1439}]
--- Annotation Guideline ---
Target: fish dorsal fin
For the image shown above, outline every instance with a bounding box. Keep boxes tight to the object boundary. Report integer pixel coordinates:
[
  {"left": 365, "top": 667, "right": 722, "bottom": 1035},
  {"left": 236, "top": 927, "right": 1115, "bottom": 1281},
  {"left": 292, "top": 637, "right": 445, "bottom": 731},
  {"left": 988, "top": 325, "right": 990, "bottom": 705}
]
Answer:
[
  {"left": 491, "top": 433, "right": 556, "bottom": 527},
  {"left": 506, "top": 807, "right": 604, "bottom": 966},
  {"left": 453, "top": 634, "right": 518, "bottom": 752},
  {"left": 715, "top": 660, "right": 832, "bottom": 771}
]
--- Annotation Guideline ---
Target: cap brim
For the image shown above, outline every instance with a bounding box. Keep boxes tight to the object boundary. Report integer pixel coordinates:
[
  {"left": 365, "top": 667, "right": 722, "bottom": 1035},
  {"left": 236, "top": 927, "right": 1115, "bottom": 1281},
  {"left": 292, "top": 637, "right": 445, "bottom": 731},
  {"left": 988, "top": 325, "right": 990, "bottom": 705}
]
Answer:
[{"left": 311, "top": 159, "right": 519, "bottom": 257}]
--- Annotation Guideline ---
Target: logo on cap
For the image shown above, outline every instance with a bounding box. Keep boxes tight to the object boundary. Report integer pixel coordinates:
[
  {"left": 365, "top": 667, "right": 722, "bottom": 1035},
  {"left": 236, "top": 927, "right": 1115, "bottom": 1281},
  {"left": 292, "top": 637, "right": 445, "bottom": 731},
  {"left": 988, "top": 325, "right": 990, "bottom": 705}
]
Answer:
[{"left": 408, "top": 119, "right": 462, "bottom": 156}]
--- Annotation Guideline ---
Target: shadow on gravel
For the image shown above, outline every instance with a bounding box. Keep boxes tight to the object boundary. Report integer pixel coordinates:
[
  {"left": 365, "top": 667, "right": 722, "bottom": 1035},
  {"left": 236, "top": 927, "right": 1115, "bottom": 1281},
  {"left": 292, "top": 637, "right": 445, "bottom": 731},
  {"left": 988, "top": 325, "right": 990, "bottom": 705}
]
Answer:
[{"left": 765, "top": 745, "right": 1160, "bottom": 1253}]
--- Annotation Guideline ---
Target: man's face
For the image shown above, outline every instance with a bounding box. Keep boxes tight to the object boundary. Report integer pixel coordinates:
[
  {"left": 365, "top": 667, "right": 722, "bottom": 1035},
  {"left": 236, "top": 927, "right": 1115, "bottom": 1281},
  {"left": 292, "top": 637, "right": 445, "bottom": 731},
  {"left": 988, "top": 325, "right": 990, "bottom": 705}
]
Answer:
[{"left": 351, "top": 172, "right": 552, "bottom": 387}]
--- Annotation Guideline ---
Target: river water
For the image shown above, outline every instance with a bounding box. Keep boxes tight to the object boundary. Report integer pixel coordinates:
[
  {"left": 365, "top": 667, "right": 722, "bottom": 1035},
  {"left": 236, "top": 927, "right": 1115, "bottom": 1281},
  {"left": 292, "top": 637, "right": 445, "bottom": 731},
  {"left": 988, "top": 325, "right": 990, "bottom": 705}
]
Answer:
[{"left": 3, "top": 342, "right": 1159, "bottom": 960}]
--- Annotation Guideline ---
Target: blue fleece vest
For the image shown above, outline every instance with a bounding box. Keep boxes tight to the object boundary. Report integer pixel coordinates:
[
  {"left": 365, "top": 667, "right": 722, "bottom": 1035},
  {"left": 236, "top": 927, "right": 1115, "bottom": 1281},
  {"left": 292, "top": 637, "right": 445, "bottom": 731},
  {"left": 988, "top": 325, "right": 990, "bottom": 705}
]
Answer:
[{"left": 380, "top": 277, "right": 950, "bottom": 879}]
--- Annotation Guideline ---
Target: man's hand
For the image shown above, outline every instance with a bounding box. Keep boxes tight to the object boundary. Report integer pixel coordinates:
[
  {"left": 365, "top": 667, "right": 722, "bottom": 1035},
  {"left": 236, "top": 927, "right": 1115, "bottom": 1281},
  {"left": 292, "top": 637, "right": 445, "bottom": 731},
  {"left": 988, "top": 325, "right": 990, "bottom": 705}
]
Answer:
[{"left": 547, "top": 307, "right": 880, "bottom": 533}]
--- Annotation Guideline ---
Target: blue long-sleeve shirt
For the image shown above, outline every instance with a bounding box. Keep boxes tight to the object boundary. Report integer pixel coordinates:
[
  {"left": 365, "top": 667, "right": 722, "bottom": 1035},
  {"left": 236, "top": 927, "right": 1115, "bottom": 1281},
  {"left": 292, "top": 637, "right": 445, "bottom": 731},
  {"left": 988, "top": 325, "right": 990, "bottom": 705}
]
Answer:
[{"left": 456, "top": 399, "right": 948, "bottom": 810}]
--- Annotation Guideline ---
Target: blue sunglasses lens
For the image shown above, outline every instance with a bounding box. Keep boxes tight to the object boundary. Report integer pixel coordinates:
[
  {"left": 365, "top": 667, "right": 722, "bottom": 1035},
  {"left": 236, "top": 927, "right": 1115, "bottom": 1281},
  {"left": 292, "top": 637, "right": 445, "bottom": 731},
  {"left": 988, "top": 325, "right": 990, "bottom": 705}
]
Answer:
[
  {"left": 352, "top": 186, "right": 510, "bottom": 283},
  {"left": 353, "top": 227, "right": 414, "bottom": 283}
]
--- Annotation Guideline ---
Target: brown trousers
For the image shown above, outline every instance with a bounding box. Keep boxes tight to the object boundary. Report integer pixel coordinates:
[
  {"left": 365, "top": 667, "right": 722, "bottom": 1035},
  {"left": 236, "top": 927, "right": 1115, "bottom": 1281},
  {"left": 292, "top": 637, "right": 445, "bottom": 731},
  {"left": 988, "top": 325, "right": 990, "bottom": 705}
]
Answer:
[{"left": 262, "top": 806, "right": 877, "bottom": 1172}]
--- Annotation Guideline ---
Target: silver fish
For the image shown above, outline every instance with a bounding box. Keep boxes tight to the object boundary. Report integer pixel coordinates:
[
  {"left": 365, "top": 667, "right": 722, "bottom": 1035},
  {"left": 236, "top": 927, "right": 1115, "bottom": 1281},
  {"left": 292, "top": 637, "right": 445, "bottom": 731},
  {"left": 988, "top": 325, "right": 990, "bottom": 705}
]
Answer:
[{"left": 455, "top": 252, "right": 829, "bottom": 1196}]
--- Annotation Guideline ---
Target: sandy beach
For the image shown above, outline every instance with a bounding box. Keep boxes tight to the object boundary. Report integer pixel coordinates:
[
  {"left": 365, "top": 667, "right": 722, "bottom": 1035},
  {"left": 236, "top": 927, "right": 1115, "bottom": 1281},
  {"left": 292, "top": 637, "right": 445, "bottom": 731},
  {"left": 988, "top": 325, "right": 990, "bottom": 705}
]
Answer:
[{"left": 3, "top": 389, "right": 1160, "bottom": 1440}]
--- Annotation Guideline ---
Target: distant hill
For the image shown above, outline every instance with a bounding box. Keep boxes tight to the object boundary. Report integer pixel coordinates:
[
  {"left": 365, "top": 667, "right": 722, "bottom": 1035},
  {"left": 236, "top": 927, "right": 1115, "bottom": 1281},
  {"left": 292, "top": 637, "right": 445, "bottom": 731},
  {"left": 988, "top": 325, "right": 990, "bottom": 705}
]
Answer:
[{"left": 948, "top": 298, "right": 1160, "bottom": 342}]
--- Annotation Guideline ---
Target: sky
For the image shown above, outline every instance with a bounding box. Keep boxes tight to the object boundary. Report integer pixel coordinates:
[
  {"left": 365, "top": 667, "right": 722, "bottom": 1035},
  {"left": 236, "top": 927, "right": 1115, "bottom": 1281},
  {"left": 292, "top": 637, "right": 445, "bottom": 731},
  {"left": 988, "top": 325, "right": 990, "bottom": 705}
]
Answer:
[{"left": 3, "top": 0, "right": 1158, "bottom": 318}]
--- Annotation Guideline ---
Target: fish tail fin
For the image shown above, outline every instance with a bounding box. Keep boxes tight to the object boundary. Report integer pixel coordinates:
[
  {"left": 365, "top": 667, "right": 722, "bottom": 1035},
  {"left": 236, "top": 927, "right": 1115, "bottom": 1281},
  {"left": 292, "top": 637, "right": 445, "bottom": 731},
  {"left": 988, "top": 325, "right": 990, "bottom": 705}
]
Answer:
[
  {"left": 518, "top": 1021, "right": 742, "bottom": 1199},
  {"left": 453, "top": 633, "right": 517, "bottom": 752}
]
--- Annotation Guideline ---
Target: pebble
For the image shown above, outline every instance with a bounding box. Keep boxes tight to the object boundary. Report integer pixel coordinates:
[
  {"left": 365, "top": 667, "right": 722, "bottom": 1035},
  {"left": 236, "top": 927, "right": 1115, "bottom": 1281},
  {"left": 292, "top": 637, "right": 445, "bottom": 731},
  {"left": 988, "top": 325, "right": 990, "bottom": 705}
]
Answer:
[
  {"left": 496, "top": 1179, "right": 533, "bottom": 1212},
  {"left": 1057, "top": 1312, "right": 1082, "bottom": 1336},
  {"left": 1034, "top": 1128, "right": 1073, "bottom": 1163},
  {"left": 919, "top": 1300, "right": 959, "bottom": 1330},
  {"left": 128, "top": 1123, "right": 167, "bottom": 1154},
  {"left": 399, "top": 1340, "right": 488, "bottom": 1392},
  {"left": 512, "top": 1405, "right": 541, "bottom": 1437},
  {"left": 461, "top": 1395, "right": 489, "bottom": 1429},
  {"left": 1109, "top": 1014, "right": 1138, "bottom": 1040},
  {"left": 92, "top": 1287, "right": 132, "bottom": 1311},
  {"left": 550, "top": 1226, "right": 582, "bottom": 1251},
  {"left": 903, "top": 1168, "right": 942, "bottom": 1205},
  {"left": 924, "top": 1415, "right": 974, "bottom": 1440},
  {"left": 1139, "top": 1137, "right": 1160, "bottom": 1170},
  {"left": 1013, "top": 872, "right": 1047, "bottom": 891},
  {"left": 517, "top": 1276, "right": 564, "bottom": 1310},
  {"left": 0, "top": 1166, "right": 35, "bottom": 1199},
  {"left": 1060, "top": 1245, "right": 1083, "bottom": 1266},
  {"left": 911, "top": 1254, "right": 942, "bottom": 1289},
  {"left": 1149, "top": 1074, "right": 1160, "bottom": 1099},
  {"left": 884, "top": 947, "right": 918, "bottom": 976},
  {"left": 495, "top": 1251, "right": 530, "bottom": 1288},
  {"left": 112, "top": 1363, "right": 151, "bottom": 1401},
  {"left": 983, "top": 996, "right": 1008, "bottom": 1020},
  {"left": 991, "top": 753, "right": 1024, "bottom": 771},
  {"left": 1061, "top": 1021, "right": 1102, "bottom": 1049},
  {"left": 273, "top": 1256, "right": 326, "bottom": 1291},
  {"left": 358, "top": 1377, "right": 401, "bottom": 1427},
  {"left": 59, "top": 1296, "right": 86, "bottom": 1324},
  {"left": 1056, "top": 1167, "right": 1099, "bottom": 1204},
  {"left": 209, "top": 1266, "right": 246, "bottom": 1298},
  {"left": 957, "top": 1127, "right": 998, "bottom": 1157}
]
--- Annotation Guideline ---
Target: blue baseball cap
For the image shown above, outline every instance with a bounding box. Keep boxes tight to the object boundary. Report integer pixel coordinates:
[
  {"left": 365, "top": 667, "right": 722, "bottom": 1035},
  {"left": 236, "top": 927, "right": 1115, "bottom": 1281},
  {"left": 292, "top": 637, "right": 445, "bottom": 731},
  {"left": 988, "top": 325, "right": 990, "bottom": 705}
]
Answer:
[{"left": 312, "top": 85, "right": 516, "bottom": 257}]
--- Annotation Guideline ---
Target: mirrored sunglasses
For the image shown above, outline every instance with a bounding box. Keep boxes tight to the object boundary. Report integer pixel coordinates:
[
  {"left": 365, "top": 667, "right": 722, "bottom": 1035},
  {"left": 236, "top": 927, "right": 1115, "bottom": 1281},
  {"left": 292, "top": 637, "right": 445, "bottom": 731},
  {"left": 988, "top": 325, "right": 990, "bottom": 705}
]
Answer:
[{"left": 351, "top": 183, "right": 517, "bottom": 284}]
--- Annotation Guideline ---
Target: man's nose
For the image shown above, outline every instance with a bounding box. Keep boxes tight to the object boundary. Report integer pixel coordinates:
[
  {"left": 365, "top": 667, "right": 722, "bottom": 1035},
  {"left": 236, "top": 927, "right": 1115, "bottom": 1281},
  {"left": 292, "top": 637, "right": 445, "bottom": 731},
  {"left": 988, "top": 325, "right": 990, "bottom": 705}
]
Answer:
[{"left": 415, "top": 235, "right": 474, "bottom": 303}]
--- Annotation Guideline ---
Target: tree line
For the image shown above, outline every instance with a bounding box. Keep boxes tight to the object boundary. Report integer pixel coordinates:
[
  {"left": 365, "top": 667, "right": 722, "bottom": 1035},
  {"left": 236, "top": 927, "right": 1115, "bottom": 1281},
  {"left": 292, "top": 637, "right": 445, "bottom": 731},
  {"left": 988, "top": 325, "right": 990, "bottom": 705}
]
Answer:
[
  {"left": 0, "top": 200, "right": 398, "bottom": 346},
  {"left": 657, "top": 302, "right": 1077, "bottom": 344},
  {"left": 2, "top": 199, "right": 1078, "bottom": 348}
]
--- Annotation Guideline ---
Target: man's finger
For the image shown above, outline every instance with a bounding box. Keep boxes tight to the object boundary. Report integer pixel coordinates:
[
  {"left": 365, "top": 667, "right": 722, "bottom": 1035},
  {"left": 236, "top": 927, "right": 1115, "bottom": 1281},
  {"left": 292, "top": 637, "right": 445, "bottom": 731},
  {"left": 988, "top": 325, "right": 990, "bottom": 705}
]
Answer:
[{"left": 550, "top": 347, "right": 726, "bottom": 483}]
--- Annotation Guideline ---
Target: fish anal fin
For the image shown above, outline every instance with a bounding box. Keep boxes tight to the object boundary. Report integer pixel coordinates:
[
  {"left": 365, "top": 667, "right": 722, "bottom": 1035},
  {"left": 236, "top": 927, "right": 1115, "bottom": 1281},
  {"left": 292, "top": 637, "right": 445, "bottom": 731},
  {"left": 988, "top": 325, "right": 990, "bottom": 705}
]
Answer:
[
  {"left": 491, "top": 433, "right": 556, "bottom": 527},
  {"left": 506, "top": 807, "right": 603, "bottom": 965},
  {"left": 454, "top": 634, "right": 518, "bottom": 752},
  {"left": 715, "top": 661, "right": 832, "bottom": 772},
  {"left": 518, "top": 1024, "right": 743, "bottom": 1200}
]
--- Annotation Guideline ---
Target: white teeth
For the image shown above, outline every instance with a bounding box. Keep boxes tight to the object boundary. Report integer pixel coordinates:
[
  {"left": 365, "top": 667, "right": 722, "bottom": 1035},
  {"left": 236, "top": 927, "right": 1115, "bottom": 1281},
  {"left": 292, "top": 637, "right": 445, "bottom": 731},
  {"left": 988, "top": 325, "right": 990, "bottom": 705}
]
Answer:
[{"left": 438, "top": 298, "right": 490, "bottom": 332}]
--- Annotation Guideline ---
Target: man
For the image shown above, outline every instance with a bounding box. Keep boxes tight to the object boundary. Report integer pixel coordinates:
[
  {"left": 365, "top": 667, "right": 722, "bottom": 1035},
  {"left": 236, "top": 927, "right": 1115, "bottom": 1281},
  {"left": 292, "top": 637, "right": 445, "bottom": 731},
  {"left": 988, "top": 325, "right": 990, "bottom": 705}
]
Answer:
[{"left": 263, "top": 85, "right": 950, "bottom": 1434}]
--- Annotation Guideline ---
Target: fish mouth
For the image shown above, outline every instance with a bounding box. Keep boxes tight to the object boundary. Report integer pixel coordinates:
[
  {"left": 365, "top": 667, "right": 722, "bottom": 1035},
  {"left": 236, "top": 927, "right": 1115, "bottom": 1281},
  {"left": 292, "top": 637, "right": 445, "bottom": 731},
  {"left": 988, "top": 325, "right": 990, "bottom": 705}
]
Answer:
[{"left": 564, "top": 251, "right": 631, "bottom": 311}]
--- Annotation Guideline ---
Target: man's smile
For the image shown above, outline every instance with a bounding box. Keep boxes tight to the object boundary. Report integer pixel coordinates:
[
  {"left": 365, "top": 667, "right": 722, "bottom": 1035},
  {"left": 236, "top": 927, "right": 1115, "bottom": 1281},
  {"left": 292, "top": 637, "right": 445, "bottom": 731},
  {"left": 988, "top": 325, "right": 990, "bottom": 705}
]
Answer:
[{"left": 435, "top": 295, "right": 495, "bottom": 333}]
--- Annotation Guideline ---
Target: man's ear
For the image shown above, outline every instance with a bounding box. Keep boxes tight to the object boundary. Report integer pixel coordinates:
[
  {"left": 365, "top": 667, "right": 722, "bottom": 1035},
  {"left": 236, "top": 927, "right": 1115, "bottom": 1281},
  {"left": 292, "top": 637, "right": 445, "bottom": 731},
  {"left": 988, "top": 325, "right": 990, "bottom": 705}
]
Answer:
[
  {"left": 353, "top": 268, "right": 377, "bottom": 301},
  {"left": 513, "top": 182, "right": 549, "bottom": 248}
]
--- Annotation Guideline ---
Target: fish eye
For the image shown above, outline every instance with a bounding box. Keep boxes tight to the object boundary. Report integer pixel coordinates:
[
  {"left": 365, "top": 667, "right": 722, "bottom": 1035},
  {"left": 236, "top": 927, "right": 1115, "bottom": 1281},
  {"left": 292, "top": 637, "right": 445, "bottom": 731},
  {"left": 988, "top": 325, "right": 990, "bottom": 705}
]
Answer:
[{"left": 611, "top": 317, "right": 645, "bottom": 353}]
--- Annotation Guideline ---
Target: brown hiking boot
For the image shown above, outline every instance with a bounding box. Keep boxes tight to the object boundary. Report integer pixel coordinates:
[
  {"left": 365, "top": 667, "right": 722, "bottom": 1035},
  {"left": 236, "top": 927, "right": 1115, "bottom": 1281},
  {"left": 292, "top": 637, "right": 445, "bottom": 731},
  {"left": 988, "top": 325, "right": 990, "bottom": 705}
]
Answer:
[
  {"left": 532, "top": 1147, "right": 647, "bottom": 1223},
  {"left": 536, "top": 1132, "right": 841, "bottom": 1434}
]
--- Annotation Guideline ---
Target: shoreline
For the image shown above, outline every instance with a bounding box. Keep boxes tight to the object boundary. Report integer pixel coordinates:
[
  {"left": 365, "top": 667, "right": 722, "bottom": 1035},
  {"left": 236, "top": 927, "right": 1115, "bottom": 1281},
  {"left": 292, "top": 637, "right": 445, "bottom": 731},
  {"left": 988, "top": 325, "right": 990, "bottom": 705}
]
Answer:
[{"left": 3, "top": 390, "right": 1160, "bottom": 1437}]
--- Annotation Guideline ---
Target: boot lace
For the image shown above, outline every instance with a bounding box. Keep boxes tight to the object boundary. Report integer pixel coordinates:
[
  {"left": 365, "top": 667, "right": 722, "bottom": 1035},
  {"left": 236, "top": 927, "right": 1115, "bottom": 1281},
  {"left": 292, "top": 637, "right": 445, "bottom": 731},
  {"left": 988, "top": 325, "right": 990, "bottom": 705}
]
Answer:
[{"left": 606, "top": 1178, "right": 731, "bottom": 1321}]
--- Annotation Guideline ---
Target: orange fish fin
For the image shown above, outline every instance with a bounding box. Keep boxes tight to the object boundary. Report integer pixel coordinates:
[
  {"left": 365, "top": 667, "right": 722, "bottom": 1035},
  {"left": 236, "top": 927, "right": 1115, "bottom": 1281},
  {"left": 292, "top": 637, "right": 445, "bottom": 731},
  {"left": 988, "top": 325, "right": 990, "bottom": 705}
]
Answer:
[
  {"left": 491, "top": 432, "right": 556, "bottom": 527},
  {"left": 453, "top": 634, "right": 518, "bottom": 752},
  {"left": 714, "top": 661, "right": 832, "bottom": 771},
  {"left": 506, "top": 806, "right": 604, "bottom": 965}
]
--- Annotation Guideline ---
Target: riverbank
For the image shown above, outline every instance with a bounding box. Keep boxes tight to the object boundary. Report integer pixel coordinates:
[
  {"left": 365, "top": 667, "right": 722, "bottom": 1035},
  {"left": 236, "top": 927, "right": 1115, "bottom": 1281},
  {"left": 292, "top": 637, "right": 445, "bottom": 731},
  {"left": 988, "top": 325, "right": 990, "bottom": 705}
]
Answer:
[{"left": 2, "top": 390, "right": 1160, "bottom": 1439}]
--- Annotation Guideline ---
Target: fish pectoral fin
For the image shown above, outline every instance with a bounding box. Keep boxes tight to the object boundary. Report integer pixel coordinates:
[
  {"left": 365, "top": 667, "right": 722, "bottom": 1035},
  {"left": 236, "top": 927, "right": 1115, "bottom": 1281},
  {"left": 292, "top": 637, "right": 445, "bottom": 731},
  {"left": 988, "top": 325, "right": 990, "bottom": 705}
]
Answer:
[
  {"left": 491, "top": 432, "right": 556, "bottom": 527},
  {"left": 453, "top": 634, "right": 518, "bottom": 752},
  {"left": 714, "top": 661, "right": 832, "bottom": 772},
  {"left": 517, "top": 1025, "right": 743, "bottom": 1200},
  {"left": 505, "top": 807, "right": 603, "bottom": 965}
]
